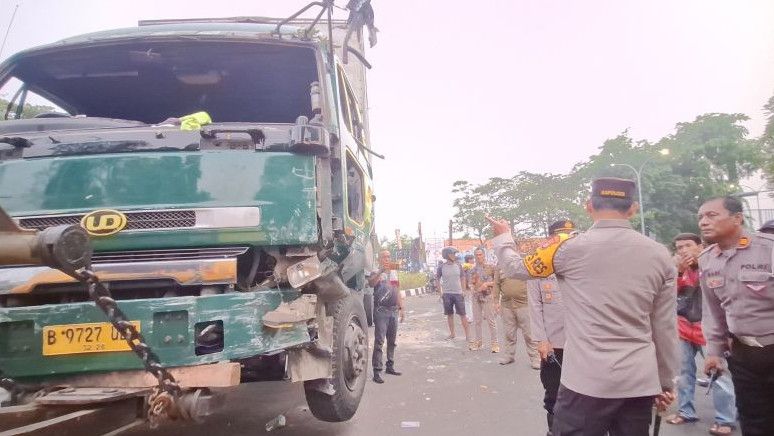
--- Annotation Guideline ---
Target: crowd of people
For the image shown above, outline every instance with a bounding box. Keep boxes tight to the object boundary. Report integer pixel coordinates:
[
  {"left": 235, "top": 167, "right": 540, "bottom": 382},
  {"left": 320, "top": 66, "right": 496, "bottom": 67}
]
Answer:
[
  {"left": 370, "top": 177, "right": 773, "bottom": 436},
  {"left": 436, "top": 245, "right": 541, "bottom": 366}
]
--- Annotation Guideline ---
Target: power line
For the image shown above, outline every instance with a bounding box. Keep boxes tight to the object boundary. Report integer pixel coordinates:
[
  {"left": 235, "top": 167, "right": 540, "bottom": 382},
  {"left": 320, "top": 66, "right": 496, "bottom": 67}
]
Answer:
[{"left": 0, "top": 3, "right": 20, "bottom": 60}]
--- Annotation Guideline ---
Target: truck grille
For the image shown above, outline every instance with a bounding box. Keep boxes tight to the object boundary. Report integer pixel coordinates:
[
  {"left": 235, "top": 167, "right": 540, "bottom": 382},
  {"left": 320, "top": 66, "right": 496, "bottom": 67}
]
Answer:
[
  {"left": 91, "top": 247, "right": 250, "bottom": 264},
  {"left": 18, "top": 210, "right": 196, "bottom": 232}
]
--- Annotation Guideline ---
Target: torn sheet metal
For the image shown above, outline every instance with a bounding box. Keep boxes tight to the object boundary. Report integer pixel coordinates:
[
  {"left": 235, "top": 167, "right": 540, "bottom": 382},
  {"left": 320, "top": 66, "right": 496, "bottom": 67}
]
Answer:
[{"left": 263, "top": 294, "right": 317, "bottom": 328}]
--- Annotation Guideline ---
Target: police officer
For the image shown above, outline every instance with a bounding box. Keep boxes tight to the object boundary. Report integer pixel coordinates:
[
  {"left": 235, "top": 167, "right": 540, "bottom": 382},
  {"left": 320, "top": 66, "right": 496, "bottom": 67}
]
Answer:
[
  {"left": 528, "top": 219, "right": 575, "bottom": 436},
  {"left": 495, "top": 269, "right": 540, "bottom": 366},
  {"left": 470, "top": 248, "right": 499, "bottom": 352},
  {"left": 487, "top": 177, "right": 678, "bottom": 436},
  {"left": 368, "top": 270, "right": 404, "bottom": 384},
  {"left": 697, "top": 196, "right": 774, "bottom": 435}
]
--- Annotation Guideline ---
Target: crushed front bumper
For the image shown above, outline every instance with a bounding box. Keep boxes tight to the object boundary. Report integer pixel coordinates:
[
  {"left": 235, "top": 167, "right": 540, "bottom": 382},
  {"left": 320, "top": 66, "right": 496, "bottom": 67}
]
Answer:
[{"left": 0, "top": 290, "right": 310, "bottom": 381}]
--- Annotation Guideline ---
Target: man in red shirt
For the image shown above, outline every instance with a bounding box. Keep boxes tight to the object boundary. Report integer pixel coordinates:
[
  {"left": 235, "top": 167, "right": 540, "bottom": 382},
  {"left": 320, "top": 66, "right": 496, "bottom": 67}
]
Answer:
[{"left": 667, "top": 233, "right": 737, "bottom": 435}]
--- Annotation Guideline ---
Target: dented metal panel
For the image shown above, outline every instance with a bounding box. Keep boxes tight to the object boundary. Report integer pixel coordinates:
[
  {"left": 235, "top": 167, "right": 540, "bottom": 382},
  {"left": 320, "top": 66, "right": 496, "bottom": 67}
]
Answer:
[
  {"left": 0, "top": 290, "right": 309, "bottom": 380},
  {"left": 0, "top": 152, "right": 318, "bottom": 250}
]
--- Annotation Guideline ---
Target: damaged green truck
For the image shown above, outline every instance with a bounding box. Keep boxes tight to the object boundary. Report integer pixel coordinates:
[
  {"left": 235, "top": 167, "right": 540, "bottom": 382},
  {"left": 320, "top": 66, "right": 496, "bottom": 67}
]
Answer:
[{"left": 0, "top": 6, "right": 380, "bottom": 430}]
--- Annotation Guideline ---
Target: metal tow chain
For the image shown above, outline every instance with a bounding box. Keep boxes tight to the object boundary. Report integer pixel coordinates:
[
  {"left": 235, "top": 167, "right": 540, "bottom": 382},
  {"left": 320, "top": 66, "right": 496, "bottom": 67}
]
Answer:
[{"left": 72, "top": 269, "right": 183, "bottom": 426}]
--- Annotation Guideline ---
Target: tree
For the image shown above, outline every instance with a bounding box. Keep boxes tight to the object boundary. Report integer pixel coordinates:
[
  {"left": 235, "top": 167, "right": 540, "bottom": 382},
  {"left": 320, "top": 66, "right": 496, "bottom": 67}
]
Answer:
[
  {"left": 568, "top": 119, "right": 763, "bottom": 242},
  {"left": 450, "top": 112, "right": 765, "bottom": 245},
  {"left": 0, "top": 98, "right": 58, "bottom": 119},
  {"left": 762, "top": 95, "right": 774, "bottom": 188},
  {"left": 646, "top": 113, "right": 764, "bottom": 239},
  {"left": 451, "top": 173, "right": 586, "bottom": 241},
  {"left": 662, "top": 113, "right": 762, "bottom": 185},
  {"left": 451, "top": 180, "right": 490, "bottom": 243},
  {"left": 502, "top": 172, "right": 586, "bottom": 237}
]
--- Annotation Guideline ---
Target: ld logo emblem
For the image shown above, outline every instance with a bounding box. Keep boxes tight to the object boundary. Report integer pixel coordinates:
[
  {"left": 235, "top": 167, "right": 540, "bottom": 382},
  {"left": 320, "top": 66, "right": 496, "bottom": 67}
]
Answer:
[{"left": 81, "top": 210, "right": 127, "bottom": 236}]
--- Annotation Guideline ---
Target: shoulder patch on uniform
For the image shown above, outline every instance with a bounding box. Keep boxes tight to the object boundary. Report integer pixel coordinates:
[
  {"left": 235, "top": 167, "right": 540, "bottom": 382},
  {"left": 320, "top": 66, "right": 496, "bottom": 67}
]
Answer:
[{"left": 522, "top": 233, "right": 574, "bottom": 278}]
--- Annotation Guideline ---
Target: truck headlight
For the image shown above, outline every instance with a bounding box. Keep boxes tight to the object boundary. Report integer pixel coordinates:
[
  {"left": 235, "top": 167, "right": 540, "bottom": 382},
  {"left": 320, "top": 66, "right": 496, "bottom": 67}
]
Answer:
[{"left": 287, "top": 256, "right": 323, "bottom": 288}]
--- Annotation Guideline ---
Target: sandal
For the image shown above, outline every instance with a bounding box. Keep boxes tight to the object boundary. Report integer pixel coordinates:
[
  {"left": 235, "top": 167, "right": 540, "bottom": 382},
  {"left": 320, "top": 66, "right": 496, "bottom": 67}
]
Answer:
[
  {"left": 666, "top": 414, "right": 698, "bottom": 425},
  {"left": 709, "top": 423, "right": 734, "bottom": 435}
]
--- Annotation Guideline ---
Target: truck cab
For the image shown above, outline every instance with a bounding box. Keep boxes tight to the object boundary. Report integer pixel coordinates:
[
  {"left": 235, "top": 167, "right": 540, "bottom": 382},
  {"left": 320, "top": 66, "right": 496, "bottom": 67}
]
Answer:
[{"left": 0, "top": 13, "right": 377, "bottom": 425}]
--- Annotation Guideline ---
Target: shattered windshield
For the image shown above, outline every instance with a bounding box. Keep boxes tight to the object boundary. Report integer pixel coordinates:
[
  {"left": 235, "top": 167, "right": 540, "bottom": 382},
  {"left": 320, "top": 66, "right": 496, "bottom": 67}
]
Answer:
[{"left": 3, "top": 40, "right": 319, "bottom": 124}]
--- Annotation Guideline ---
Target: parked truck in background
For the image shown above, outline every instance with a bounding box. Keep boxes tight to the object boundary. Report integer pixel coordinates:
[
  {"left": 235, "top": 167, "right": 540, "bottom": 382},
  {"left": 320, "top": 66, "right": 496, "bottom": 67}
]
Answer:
[{"left": 0, "top": 3, "right": 381, "bottom": 431}]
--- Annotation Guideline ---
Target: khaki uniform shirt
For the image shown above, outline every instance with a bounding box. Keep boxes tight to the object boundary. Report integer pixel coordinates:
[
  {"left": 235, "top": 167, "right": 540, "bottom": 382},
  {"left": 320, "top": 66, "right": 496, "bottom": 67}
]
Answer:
[
  {"left": 698, "top": 231, "right": 774, "bottom": 356},
  {"left": 493, "top": 269, "right": 528, "bottom": 308},
  {"left": 471, "top": 263, "right": 496, "bottom": 291},
  {"left": 493, "top": 219, "right": 678, "bottom": 398},
  {"left": 527, "top": 276, "right": 565, "bottom": 347}
]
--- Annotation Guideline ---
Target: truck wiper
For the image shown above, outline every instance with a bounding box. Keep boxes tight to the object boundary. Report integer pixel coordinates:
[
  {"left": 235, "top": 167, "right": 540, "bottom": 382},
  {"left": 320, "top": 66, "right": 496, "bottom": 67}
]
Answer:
[
  {"left": 0, "top": 137, "right": 32, "bottom": 161},
  {"left": 0, "top": 137, "right": 32, "bottom": 148}
]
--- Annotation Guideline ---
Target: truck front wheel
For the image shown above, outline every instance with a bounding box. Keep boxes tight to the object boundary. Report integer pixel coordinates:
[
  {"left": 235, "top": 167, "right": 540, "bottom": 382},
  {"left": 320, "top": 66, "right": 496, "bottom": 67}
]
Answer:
[{"left": 304, "top": 292, "right": 369, "bottom": 422}]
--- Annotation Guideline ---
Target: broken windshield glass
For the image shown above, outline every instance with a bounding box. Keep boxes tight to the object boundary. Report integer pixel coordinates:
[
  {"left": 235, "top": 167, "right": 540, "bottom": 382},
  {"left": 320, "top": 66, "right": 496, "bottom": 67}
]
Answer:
[{"left": 3, "top": 40, "right": 319, "bottom": 125}]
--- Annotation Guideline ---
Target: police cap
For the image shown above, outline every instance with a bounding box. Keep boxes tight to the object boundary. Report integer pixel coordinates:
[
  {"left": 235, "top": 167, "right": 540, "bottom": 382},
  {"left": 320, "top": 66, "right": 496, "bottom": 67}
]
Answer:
[
  {"left": 759, "top": 219, "right": 774, "bottom": 234},
  {"left": 591, "top": 177, "right": 636, "bottom": 201},
  {"left": 548, "top": 219, "right": 576, "bottom": 236}
]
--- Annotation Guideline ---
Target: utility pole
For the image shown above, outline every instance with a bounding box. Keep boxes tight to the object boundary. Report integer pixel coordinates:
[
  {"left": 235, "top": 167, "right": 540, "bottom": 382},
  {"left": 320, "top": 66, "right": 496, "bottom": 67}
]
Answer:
[
  {"left": 417, "top": 222, "right": 425, "bottom": 265},
  {"left": 448, "top": 220, "right": 453, "bottom": 247}
]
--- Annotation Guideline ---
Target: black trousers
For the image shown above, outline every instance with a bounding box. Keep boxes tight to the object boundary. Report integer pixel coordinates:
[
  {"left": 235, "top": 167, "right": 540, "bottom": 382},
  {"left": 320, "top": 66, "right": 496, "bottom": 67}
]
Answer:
[
  {"left": 372, "top": 307, "right": 398, "bottom": 372},
  {"left": 540, "top": 348, "right": 563, "bottom": 427},
  {"left": 728, "top": 339, "right": 774, "bottom": 436},
  {"left": 553, "top": 385, "right": 653, "bottom": 436}
]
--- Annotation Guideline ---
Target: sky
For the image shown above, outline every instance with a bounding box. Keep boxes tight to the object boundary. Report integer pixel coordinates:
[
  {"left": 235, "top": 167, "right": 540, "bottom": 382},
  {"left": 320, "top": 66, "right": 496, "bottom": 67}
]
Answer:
[{"left": 1, "top": 0, "right": 773, "bottom": 242}]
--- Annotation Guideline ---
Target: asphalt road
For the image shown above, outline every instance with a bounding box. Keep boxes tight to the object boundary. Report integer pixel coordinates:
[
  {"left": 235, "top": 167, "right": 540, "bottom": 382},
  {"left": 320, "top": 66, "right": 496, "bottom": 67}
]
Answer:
[{"left": 131, "top": 294, "right": 730, "bottom": 436}]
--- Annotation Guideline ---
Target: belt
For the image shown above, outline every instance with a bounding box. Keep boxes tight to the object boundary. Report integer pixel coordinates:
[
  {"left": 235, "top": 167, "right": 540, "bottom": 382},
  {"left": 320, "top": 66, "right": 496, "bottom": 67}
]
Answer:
[{"left": 735, "top": 333, "right": 774, "bottom": 348}]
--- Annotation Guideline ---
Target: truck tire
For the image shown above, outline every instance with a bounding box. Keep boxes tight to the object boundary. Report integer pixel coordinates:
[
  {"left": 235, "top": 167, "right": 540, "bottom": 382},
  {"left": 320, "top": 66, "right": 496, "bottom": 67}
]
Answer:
[
  {"left": 304, "top": 292, "right": 369, "bottom": 422},
  {"left": 363, "top": 293, "right": 374, "bottom": 327}
]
